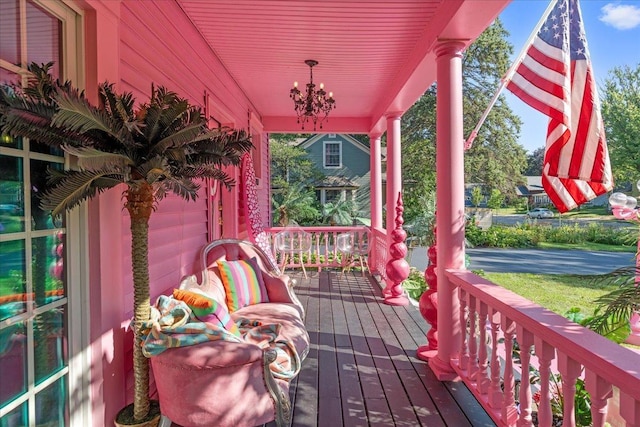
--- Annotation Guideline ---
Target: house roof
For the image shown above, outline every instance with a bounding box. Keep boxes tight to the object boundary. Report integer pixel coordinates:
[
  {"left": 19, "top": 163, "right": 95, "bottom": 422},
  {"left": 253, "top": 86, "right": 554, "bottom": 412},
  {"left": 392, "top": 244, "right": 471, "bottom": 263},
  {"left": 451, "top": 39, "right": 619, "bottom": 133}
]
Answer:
[
  {"left": 313, "top": 176, "right": 360, "bottom": 189},
  {"left": 297, "top": 134, "right": 371, "bottom": 155},
  {"left": 516, "top": 176, "right": 546, "bottom": 196},
  {"left": 176, "top": 0, "right": 510, "bottom": 135}
]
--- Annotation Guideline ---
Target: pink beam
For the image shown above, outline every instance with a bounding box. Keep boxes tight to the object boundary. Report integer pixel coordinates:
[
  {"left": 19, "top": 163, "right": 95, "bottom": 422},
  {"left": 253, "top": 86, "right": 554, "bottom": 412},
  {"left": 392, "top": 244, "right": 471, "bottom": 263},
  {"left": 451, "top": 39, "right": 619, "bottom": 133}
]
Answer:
[{"left": 427, "top": 40, "right": 467, "bottom": 381}]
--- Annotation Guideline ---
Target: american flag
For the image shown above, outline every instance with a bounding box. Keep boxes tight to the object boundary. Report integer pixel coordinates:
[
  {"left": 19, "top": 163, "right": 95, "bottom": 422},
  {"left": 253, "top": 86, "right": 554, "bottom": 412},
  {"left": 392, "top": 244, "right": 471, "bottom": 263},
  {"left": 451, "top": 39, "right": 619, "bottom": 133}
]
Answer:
[{"left": 506, "top": 0, "right": 613, "bottom": 212}]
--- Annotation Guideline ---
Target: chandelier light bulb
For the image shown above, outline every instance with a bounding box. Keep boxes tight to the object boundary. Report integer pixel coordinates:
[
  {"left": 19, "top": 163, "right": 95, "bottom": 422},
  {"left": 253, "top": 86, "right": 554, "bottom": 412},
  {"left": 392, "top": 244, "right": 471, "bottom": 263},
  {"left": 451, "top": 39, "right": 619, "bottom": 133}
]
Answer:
[
  {"left": 320, "top": 83, "right": 324, "bottom": 89},
  {"left": 294, "top": 81, "right": 298, "bottom": 88},
  {"left": 329, "top": 92, "right": 333, "bottom": 98}
]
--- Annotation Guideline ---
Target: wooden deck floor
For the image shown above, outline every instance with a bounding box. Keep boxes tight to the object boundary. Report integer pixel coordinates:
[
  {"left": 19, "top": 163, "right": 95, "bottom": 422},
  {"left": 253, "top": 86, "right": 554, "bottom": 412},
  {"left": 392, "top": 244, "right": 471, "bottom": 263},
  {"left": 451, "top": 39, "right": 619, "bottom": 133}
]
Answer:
[{"left": 265, "top": 270, "right": 496, "bottom": 427}]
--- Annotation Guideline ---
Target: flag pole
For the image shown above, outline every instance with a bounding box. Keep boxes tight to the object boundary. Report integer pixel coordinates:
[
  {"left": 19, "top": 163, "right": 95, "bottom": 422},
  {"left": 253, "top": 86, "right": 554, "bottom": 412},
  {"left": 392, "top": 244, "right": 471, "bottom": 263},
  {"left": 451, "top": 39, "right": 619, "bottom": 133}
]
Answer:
[{"left": 464, "top": 0, "right": 560, "bottom": 150}]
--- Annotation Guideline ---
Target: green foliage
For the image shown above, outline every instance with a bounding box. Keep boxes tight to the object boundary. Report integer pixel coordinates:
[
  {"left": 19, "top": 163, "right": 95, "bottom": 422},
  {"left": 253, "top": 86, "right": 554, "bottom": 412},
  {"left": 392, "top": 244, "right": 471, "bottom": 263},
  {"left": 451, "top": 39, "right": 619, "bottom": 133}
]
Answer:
[
  {"left": 405, "top": 190, "right": 436, "bottom": 247},
  {"left": 269, "top": 134, "right": 322, "bottom": 189},
  {"left": 524, "top": 147, "right": 544, "bottom": 176},
  {"left": 401, "top": 268, "right": 428, "bottom": 301},
  {"left": 466, "top": 222, "right": 635, "bottom": 249},
  {"left": 470, "top": 186, "right": 484, "bottom": 207},
  {"left": 487, "top": 189, "right": 504, "bottom": 210},
  {"left": 601, "top": 64, "right": 640, "bottom": 186},
  {"left": 321, "top": 199, "right": 355, "bottom": 225},
  {"left": 271, "top": 183, "right": 319, "bottom": 226},
  {"left": 583, "top": 266, "right": 639, "bottom": 341}
]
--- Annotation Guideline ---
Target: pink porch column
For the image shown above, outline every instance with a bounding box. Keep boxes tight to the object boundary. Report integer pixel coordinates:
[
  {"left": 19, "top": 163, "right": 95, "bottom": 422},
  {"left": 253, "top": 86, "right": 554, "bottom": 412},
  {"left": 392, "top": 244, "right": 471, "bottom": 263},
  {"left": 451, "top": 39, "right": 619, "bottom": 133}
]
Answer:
[
  {"left": 369, "top": 132, "right": 383, "bottom": 270},
  {"left": 384, "top": 113, "right": 407, "bottom": 305},
  {"left": 427, "top": 40, "right": 466, "bottom": 381}
]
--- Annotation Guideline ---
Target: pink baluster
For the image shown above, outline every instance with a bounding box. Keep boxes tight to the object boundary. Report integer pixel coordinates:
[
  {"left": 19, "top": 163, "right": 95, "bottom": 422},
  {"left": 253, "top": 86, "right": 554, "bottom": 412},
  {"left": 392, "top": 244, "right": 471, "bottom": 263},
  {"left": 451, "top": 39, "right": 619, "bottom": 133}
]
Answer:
[
  {"left": 502, "top": 317, "right": 518, "bottom": 426},
  {"left": 417, "top": 224, "right": 438, "bottom": 360},
  {"left": 477, "top": 301, "right": 490, "bottom": 395},
  {"left": 467, "top": 294, "right": 479, "bottom": 381},
  {"left": 534, "top": 339, "right": 555, "bottom": 427},
  {"left": 585, "top": 370, "right": 613, "bottom": 427},
  {"left": 558, "top": 353, "right": 581, "bottom": 427},
  {"left": 458, "top": 288, "right": 469, "bottom": 370},
  {"left": 489, "top": 309, "right": 503, "bottom": 410},
  {"left": 516, "top": 326, "right": 534, "bottom": 427},
  {"left": 384, "top": 192, "right": 409, "bottom": 306}
]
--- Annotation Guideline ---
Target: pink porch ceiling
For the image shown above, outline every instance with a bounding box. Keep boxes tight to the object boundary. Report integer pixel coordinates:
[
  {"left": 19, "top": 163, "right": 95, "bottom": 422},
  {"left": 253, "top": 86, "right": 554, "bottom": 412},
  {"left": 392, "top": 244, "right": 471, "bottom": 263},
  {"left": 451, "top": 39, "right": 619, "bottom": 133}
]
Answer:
[{"left": 177, "top": 0, "right": 511, "bottom": 134}]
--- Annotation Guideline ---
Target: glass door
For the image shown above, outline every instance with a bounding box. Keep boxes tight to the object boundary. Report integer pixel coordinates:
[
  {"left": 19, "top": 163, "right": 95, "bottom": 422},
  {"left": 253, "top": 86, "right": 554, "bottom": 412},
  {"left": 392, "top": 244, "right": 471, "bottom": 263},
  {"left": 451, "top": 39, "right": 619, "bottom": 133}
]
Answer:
[{"left": 0, "top": 1, "right": 83, "bottom": 426}]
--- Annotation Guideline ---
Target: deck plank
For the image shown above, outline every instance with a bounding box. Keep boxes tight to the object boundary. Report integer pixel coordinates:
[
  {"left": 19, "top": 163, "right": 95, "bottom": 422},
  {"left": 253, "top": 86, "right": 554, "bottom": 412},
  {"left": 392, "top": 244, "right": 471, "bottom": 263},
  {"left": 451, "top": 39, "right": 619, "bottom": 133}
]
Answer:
[{"left": 263, "top": 270, "right": 495, "bottom": 427}]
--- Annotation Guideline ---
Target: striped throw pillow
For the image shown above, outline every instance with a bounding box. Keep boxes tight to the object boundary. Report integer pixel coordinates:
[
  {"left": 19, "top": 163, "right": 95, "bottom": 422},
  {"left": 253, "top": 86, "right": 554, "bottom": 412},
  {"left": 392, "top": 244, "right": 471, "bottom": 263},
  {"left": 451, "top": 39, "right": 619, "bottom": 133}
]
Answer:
[
  {"left": 217, "top": 258, "right": 269, "bottom": 312},
  {"left": 172, "top": 288, "right": 240, "bottom": 336}
]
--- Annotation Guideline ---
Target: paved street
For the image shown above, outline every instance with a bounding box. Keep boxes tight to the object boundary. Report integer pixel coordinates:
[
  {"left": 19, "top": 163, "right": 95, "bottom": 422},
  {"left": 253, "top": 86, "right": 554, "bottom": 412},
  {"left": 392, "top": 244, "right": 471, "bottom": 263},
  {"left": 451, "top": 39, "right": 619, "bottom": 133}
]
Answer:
[{"left": 408, "top": 246, "right": 635, "bottom": 275}]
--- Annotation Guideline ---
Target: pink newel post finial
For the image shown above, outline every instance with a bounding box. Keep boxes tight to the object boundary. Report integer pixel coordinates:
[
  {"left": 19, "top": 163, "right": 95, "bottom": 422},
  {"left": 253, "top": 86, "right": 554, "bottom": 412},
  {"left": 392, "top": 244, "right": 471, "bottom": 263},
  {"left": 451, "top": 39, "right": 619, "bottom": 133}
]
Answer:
[
  {"left": 384, "top": 192, "right": 410, "bottom": 306},
  {"left": 417, "top": 219, "right": 438, "bottom": 360}
]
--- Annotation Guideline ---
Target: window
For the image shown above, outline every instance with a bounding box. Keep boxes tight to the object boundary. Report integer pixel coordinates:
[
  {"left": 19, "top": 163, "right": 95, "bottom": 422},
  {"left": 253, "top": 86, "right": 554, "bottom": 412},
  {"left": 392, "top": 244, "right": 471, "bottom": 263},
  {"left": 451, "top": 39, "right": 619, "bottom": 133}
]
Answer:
[
  {"left": 324, "top": 189, "right": 342, "bottom": 203},
  {"left": 0, "top": 2, "right": 83, "bottom": 426},
  {"left": 324, "top": 141, "right": 341, "bottom": 168}
]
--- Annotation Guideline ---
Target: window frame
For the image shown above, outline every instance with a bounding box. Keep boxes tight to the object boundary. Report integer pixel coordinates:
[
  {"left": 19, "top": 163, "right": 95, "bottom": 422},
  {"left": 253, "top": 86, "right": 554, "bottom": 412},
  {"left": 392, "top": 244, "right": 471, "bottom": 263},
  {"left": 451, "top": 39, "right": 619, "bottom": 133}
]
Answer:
[{"left": 323, "top": 141, "right": 342, "bottom": 169}]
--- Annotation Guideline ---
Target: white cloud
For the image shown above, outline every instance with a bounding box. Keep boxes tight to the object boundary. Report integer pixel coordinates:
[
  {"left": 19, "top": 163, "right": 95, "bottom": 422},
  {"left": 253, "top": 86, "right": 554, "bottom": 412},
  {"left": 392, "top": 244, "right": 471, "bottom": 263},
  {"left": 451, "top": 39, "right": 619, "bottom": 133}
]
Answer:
[{"left": 599, "top": 3, "right": 640, "bottom": 30}]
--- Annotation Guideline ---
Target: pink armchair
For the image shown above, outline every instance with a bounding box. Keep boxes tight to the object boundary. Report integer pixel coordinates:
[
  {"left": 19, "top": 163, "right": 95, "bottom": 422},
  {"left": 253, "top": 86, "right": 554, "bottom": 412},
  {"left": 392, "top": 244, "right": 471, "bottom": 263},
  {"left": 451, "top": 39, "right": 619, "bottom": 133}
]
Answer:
[{"left": 152, "top": 239, "right": 309, "bottom": 427}]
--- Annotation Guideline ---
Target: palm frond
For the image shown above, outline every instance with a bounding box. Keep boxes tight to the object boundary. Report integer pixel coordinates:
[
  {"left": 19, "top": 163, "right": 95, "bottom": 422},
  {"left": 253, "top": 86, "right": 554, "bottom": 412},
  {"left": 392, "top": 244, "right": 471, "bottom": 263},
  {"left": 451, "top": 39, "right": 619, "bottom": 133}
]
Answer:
[
  {"left": 584, "top": 265, "right": 640, "bottom": 337},
  {"left": 152, "top": 122, "right": 204, "bottom": 155},
  {"left": 61, "top": 145, "right": 133, "bottom": 171},
  {"left": 133, "top": 156, "right": 170, "bottom": 185},
  {"left": 160, "top": 177, "right": 200, "bottom": 201},
  {"left": 52, "top": 90, "right": 124, "bottom": 143},
  {"left": 40, "top": 169, "right": 123, "bottom": 216}
]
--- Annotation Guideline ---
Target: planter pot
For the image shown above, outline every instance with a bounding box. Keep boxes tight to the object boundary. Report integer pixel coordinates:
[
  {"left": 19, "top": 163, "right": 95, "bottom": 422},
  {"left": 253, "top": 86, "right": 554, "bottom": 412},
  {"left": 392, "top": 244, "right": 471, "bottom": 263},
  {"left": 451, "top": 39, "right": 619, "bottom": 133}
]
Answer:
[{"left": 114, "top": 401, "right": 161, "bottom": 427}]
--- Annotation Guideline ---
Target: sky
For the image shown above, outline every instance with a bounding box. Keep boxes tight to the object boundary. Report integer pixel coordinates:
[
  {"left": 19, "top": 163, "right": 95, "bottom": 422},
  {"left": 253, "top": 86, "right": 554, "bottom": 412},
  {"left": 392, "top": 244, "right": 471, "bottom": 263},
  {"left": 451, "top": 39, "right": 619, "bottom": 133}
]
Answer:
[{"left": 498, "top": 0, "right": 640, "bottom": 154}]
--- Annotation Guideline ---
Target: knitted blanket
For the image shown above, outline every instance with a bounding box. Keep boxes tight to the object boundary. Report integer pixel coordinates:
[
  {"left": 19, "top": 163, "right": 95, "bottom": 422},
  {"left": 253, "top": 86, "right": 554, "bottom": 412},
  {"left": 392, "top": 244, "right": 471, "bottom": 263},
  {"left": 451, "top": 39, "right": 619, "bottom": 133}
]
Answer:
[{"left": 140, "top": 296, "right": 300, "bottom": 380}]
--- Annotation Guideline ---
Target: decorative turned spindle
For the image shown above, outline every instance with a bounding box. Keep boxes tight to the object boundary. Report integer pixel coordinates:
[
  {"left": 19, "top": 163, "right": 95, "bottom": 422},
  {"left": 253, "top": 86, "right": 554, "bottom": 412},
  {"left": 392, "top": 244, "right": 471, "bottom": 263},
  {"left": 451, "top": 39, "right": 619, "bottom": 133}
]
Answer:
[
  {"left": 384, "top": 192, "right": 409, "bottom": 306},
  {"left": 417, "top": 219, "right": 438, "bottom": 360}
]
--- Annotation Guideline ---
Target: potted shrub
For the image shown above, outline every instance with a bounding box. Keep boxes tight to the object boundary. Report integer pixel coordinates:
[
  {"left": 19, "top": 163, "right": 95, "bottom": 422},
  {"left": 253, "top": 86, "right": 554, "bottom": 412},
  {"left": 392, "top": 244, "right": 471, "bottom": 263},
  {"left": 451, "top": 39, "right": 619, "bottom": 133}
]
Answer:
[{"left": 0, "top": 63, "right": 252, "bottom": 426}]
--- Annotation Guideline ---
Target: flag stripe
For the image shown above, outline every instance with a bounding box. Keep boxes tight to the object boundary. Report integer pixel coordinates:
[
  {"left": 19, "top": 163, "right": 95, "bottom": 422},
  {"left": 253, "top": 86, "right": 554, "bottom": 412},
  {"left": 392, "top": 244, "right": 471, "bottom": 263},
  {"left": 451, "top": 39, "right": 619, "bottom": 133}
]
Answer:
[{"left": 506, "top": 0, "right": 613, "bottom": 213}]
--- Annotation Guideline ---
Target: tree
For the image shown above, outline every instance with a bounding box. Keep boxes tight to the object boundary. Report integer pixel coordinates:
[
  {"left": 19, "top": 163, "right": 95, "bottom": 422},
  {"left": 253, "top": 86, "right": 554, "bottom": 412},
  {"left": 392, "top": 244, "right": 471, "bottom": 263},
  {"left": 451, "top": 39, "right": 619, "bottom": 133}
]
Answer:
[
  {"left": 321, "top": 199, "right": 355, "bottom": 226},
  {"left": 487, "top": 189, "right": 505, "bottom": 210},
  {"left": 524, "top": 147, "right": 545, "bottom": 176},
  {"left": 401, "top": 18, "right": 527, "bottom": 222},
  {"left": 470, "top": 186, "right": 484, "bottom": 207},
  {"left": 601, "top": 64, "right": 640, "bottom": 187},
  {"left": 0, "top": 63, "right": 252, "bottom": 424},
  {"left": 269, "top": 134, "right": 322, "bottom": 189},
  {"left": 271, "top": 183, "right": 319, "bottom": 226}
]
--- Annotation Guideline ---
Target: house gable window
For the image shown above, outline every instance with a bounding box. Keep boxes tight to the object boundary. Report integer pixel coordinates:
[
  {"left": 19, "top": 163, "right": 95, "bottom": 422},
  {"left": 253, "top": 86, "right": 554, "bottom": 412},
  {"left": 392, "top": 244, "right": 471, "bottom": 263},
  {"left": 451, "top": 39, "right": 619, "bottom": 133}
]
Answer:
[{"left": 323, "top": 141, "right": 341, "bottom": 169}]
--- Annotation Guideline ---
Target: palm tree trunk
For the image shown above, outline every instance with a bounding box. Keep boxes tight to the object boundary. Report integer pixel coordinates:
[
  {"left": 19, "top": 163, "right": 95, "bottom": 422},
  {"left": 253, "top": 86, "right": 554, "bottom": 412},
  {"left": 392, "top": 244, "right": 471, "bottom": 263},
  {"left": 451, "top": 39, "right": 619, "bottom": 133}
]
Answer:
[{"left": 125, "top": 183, "right": 154, "bottom": 422}]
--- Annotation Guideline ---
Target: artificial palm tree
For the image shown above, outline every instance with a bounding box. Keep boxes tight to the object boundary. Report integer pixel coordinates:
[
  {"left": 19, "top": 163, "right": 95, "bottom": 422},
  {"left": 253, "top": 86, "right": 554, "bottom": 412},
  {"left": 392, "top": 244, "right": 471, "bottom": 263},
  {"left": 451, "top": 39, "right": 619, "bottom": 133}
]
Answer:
[{"left": 0, "top": 63, "right": 252, "bottom": 424}]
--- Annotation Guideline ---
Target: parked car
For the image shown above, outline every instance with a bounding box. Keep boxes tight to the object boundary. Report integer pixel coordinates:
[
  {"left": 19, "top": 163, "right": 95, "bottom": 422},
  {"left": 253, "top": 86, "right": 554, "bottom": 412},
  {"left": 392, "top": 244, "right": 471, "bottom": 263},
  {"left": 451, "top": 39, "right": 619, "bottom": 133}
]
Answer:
[{"left": 527, "top": 207, "right": 554, "bottom": 219}]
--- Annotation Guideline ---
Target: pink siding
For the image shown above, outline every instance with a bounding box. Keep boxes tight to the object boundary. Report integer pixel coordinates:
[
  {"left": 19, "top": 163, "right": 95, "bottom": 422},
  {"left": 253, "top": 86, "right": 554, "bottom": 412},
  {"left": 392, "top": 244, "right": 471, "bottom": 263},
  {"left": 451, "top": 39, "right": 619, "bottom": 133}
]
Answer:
[
  {"left": 258, "top": 132, "right": 271, "bottom": 227},
  {"left": 80, "top": 1, "right": 262, "bottom": 424}
]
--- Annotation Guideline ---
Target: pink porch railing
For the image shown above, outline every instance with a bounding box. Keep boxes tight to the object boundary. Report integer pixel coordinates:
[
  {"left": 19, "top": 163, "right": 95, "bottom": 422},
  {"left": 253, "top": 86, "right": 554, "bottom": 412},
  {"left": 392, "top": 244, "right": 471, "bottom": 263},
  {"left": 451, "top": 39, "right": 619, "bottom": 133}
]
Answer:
[
  {"left": 446, "top": 269, "right": 640, "bottom": 427},
  {"left": 265, "top": 226, "right": 373, "bottom": 272}
]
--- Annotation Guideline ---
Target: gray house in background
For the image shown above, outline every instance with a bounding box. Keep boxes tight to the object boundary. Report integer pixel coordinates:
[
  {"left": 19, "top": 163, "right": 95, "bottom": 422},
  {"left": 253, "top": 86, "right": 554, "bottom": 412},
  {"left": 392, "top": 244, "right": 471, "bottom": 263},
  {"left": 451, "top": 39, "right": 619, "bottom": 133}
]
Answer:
[
  {"left": 516, "top": 175, "right": 609, "bottom": 208},
  {"left": 298, "top": 134, "right": 379, "bottom": 210},
  {"left": 516, "top": 176, "right": 551, "bottom": 207}
]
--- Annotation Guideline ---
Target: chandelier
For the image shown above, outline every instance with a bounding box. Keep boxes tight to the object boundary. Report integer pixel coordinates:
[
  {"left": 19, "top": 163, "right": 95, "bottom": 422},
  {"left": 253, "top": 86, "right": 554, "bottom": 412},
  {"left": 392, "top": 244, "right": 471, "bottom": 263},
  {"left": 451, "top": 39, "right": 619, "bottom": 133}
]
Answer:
[{"left": 290, "top": 59, "right": 336, "bottom": 131}]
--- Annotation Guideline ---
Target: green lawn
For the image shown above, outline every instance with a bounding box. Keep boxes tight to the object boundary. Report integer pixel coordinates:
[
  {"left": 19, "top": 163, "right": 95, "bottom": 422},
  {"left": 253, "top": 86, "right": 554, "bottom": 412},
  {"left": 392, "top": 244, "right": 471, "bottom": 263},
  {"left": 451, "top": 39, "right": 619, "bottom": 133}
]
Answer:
[
  {"left": 483, "top": 272, "right": 618, "bottom": 316},
  {"left": 537, "top": 241, "right": 637, "bottom": 253}
]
